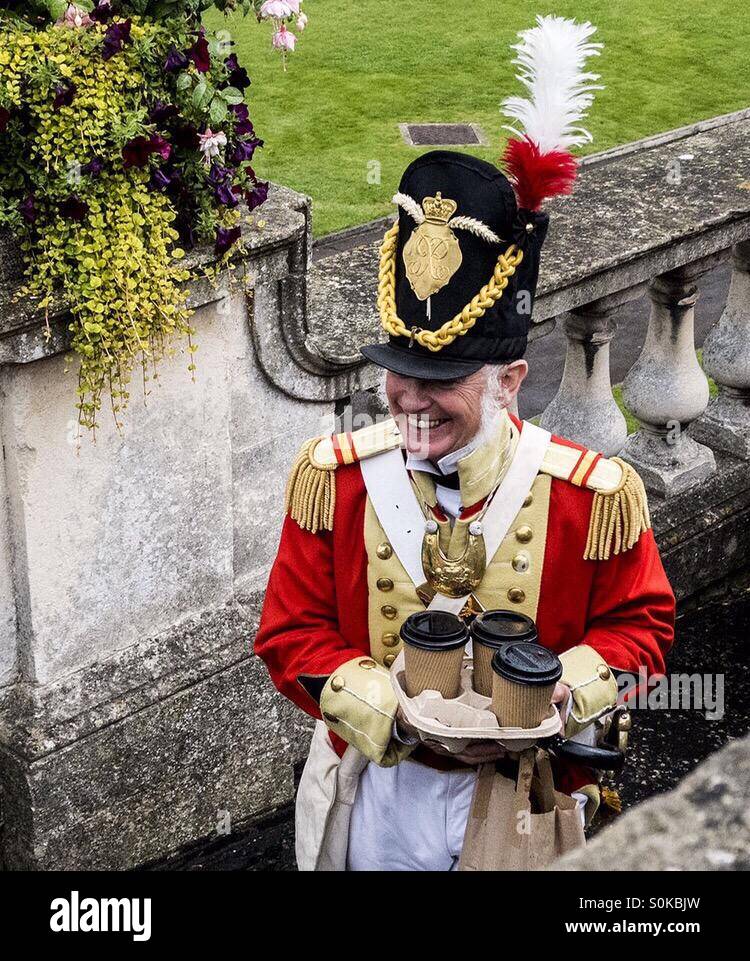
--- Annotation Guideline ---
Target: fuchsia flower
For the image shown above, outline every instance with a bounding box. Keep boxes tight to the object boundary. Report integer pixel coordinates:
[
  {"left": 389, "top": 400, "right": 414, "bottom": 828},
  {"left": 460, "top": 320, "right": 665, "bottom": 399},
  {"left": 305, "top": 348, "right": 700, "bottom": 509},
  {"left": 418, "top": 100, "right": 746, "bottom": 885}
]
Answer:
[
  {"left": 260, "top": 0, "right": 300, "bottom": 17},
  {"left": 297, "top": 12, "right": 308, "bottom": 30},
  {"left": 56, "top": 4, "right": 94, "bottom": 28},
  {"left": 272, "top": 24, "right": 296, "bottom": 52},
  {"left": 198, "top": 129, "right": 227, "bottom": 165}
]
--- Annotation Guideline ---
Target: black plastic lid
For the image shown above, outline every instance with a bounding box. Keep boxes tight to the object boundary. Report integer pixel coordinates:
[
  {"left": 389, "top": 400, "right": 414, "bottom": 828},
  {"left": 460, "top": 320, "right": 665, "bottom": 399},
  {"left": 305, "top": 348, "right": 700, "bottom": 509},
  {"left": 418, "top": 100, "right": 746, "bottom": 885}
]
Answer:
[
  {"left": 470, "top": 610, "right": 537, "bottom": 650},
  {"left": 491, "top": 642, "right": 562, "bottom": 687},
  {"left": 400, "top": 611, "right": 469, "bottom": 652}
]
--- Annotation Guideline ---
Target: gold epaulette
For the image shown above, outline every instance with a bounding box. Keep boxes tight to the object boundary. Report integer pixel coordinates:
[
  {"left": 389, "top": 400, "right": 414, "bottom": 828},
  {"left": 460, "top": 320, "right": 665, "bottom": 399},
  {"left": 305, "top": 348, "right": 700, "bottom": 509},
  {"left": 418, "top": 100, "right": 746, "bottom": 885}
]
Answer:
[
  {"left": 285, "top": 419, "right": 403, "bottom": 533},
  {"left": 539, "top": 441, "right": 651, "bottom": 561}
]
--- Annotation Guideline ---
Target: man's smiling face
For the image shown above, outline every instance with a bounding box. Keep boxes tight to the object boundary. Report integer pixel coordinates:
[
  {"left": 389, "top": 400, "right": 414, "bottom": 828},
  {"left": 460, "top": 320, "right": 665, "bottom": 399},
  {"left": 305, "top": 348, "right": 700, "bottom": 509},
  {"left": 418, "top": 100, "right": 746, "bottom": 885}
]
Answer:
[
  {"left": 385, "top": 368, "right": 489, "bottom": 461},
  {"left": 384, "top": 363, "right": 528, "bottom": 461}
]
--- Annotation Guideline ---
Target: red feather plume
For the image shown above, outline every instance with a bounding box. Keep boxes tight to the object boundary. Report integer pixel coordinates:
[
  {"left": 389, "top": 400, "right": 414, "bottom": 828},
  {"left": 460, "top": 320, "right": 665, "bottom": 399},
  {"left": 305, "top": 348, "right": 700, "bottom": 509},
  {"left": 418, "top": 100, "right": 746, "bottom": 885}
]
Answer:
[{"left": 502, "top": 135, "right": 578, "bottom": 212}]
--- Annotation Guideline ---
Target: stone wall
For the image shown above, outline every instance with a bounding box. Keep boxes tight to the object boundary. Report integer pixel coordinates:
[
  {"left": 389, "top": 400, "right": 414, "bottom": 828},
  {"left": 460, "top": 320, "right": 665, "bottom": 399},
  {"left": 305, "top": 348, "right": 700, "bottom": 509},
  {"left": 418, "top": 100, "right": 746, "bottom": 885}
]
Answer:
[
  {"left": 555, "top": 732, "right": 750, "bottom": 871},
  {"left": 0, "top": 186, "right": 347, "bottom": 869}
]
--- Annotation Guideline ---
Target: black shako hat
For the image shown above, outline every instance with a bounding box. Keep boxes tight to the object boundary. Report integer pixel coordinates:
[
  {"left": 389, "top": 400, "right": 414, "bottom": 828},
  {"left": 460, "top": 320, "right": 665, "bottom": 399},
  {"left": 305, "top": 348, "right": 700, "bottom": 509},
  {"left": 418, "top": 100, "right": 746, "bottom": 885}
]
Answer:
[{"left": 361, "top": 150, "right": 549, "bottom": 381}]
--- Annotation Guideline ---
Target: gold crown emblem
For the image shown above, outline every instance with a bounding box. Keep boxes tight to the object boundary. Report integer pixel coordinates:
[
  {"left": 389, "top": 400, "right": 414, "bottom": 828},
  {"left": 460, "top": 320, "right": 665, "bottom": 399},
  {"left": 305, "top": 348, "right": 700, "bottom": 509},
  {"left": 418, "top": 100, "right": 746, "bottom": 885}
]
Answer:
[{"left": 421, "top": 192, "right": 458, "bottom": 224}]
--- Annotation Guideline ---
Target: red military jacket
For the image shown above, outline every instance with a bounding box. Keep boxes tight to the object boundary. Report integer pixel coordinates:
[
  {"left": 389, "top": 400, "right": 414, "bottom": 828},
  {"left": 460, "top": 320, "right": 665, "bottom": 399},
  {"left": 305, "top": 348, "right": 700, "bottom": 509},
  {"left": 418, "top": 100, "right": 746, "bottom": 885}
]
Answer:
[{"left": 255, "top": 417, "right": 676, "bottom": 775}]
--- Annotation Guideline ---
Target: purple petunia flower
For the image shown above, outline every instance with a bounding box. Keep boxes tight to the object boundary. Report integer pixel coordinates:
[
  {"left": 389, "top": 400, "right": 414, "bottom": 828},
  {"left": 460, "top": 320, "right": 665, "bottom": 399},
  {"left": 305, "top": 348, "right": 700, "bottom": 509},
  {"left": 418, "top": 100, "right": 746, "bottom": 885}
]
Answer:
[
  {"left": 0, "top": 106, "right": 10, "bottom": 132},
  {"left": 150, "top": 168, "right": 172, "bottom": 191},
  {"left": 122, "top": 134, "right": 171, "bottom": 169},
  {"left": 165, "top": 46, "right": 189, "bottom": 73},
  {"left": 153, "top": 166, "right": 187, "bottom": 200},
  {"left": 149, "top": 101, "right": 179, "bottom": 126},
  {"left": 225, "top": 53, "right": 251, "bottom": 91},
  {"left": 176, "top": 213, "right": 197, "bottom": 251},
  {"left": 122, "top": 136, "right": 152, "bottom": 169},
  {"left": 53, "top": 82, "right": 76, "bottom": 110},
  {"left": 150, "top": 134, "right": 172, "bottom": 162},
  {"left": 229, "top": 102, "right": 256, "bottom": 137},
  {"left": 59, "top": 196, "right": 89, "bottom": 221},
  {"left": 90, "top": 0, "right": 112, "bottom": 23},
  {"left": 101, "top": 19, "right": 132, "bottom": 61},
  {"left": 245, "top": 180, "right": 269, "bottom": 211},
  {"left": 215, "top": 225, "right": 241, "bottom": 256},
  {"left": 187, "top": 29, "right": 211, "bottom": 73},
  {"left": 81, "top": 155, "right": 104, "bottom": 177},
  {"left": 228, "top": 136, "right": 263, "bottom": 166},
  {"left": 215, "top": 182, "right": 239, "bottom": 208},
  {"left": 19, "top": 194, "right": 37, "bottom": 223},
  {"left": 208, "top": 163, "right": 230, "bottom": 185}
]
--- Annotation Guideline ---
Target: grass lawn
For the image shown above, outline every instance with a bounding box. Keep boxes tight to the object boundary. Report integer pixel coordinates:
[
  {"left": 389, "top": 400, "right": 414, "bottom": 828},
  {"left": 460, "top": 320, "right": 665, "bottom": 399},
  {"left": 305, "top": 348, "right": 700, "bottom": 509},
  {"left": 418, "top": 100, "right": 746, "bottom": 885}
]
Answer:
[{"left": 204, "top": 1, "right": 750, "bottom": 237}]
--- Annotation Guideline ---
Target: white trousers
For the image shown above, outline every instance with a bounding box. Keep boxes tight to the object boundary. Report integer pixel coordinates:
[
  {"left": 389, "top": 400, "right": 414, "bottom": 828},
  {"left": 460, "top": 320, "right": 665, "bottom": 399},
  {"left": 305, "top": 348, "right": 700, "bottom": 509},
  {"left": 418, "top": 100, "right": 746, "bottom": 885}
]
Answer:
[
  {"left": 347, "top": 759, "right": 477, "bottom": 871},
  {"left": 346, "top": 758, "right": 589, "bottom": 871}
]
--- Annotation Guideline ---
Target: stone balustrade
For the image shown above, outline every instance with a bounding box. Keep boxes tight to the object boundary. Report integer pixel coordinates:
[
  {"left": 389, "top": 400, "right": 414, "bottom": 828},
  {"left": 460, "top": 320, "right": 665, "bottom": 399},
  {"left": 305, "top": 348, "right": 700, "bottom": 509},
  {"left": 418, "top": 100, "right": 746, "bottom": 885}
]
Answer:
[{"left": 1, "top": 110, "right": 750, "bottom": 870}]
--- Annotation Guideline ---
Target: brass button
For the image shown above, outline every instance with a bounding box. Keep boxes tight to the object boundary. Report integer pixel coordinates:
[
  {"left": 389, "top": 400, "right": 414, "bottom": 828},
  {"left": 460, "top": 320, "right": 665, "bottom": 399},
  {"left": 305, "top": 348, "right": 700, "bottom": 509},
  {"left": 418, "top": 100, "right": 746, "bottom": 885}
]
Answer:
[
  {"left": 515, "top": 525, "right": 533, "bottom": 543},
  {"left": 507, "top": 587, "right": 526, "bottom": 604},
  {"left": 381, "top": 605, "right": 398, "bottom": 620},
  {"left": 376, "top": 542, "right": 393, "bottom": 560},
  {"left": 359, "top": 658, "right": 377, "bottom": 670},
  {"left": 523, "top": 493, "right": 533, "bottom": 508},
  {"left": 512, "top": 551, "right": 530, "bottom": 574},
  {"left": 382, "top": 632, "right": 400, "bottom": 648},
  {"left": 597, "top": 664, "right": 611, "bottom": 681},
  {"left": 377, "top": 577, "right": 394, "bottom": 592},
  {"left": 383, "top": 653, "right": 397, "bottom": 668},
  {"left": 330, "top": 675, "right": 344, "bottom": 692}
]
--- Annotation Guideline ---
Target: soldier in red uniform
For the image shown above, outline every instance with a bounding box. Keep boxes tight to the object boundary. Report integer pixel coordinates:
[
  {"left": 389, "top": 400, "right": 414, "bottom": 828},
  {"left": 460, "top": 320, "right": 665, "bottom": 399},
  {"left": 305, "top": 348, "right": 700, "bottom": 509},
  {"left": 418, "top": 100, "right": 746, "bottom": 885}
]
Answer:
[{"left": 255, "top": 17, "right": 675, "bottom": 871}]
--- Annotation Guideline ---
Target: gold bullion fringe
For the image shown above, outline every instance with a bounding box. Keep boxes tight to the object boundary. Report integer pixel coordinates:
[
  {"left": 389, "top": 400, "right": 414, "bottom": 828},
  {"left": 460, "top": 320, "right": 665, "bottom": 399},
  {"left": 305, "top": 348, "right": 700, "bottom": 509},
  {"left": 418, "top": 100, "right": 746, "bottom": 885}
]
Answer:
[
  {"left": 584, "top": 458, "right": 651, "bottom": 561},
  {"left": 285, "top": 438, "right": 337, "bottom": 534},
  {"left": 600, "top": 786, "right": 623, "bottom": 814}
]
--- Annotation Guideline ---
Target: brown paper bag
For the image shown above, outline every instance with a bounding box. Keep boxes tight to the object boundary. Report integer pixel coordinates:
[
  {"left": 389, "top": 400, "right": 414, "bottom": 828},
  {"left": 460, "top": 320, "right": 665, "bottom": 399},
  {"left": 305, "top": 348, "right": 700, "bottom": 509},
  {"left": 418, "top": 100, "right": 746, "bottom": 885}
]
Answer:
[{"left": 458, "top": 748, "right": 585, "bottom": 871}]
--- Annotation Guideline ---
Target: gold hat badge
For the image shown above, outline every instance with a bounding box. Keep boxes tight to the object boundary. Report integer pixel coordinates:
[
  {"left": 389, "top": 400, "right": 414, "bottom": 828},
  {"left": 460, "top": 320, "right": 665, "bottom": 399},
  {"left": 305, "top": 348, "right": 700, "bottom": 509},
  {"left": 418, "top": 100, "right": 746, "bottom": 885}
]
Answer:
[
  {"left": 402, "top": 193, "right": 462, "bottom": 301},
  {"left": 378, "top": 191, "right": 522, "bottom": 352}
]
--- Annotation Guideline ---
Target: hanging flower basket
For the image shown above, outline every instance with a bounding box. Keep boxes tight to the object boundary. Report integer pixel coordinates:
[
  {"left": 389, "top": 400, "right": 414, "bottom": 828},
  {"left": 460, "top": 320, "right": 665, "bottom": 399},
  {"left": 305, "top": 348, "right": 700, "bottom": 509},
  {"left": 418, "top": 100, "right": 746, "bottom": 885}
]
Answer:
[{"left": 0, "top": 1, "right": 292, "bottom": 436}]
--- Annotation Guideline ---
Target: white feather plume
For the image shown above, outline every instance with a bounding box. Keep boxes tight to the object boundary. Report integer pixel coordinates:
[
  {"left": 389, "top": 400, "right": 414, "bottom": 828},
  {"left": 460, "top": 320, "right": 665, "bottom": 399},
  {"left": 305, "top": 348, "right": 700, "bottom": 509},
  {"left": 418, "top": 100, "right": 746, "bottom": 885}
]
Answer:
[{"left": 501, "top": 15, "right": 603, "bottom": 154}]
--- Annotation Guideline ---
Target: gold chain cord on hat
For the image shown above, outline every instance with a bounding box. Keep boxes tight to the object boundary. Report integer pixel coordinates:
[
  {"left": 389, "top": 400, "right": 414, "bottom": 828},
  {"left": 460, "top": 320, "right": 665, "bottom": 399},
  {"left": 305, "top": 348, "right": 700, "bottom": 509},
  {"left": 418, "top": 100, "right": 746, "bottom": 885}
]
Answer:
[{"left": 376, "top": 222, "right": 524, "bottom": 352}]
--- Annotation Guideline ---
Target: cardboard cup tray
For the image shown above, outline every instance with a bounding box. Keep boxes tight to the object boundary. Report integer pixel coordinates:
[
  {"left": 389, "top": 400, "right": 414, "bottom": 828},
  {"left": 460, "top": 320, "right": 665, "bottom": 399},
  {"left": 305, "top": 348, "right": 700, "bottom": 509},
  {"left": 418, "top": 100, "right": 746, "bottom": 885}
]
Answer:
[{"left": 390, "top": 649, "right": 562, "bottom": 753}]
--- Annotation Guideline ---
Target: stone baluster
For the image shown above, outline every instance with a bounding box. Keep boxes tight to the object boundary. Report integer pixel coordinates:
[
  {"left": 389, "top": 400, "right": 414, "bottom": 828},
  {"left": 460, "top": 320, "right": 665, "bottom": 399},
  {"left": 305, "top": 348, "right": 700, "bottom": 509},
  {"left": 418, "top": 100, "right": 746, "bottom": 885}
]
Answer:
[
  {"left": 620, "top": 263, "right": 716, "bottom": 495},
  {"left": 692, "top": 241, "right": 750, "bottom": 458},
  {"left": 540, "top": 291, "right": 637, "bottom": 456}
]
